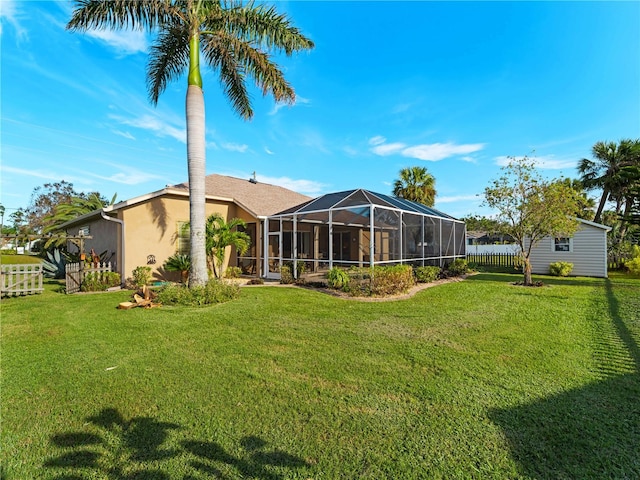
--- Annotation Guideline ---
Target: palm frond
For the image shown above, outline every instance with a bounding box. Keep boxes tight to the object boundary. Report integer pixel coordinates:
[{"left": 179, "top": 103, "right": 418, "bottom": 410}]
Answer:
[
  {"left": 201, "top": 35, "right": 253, "bottom": 119},
  {"left": 147, "top": 22, "right": 191, "bottom": 104},
  {"left": 204, "top": 33, "right": 294, "bottom": 104},
  {"left": 220, "top": 0, "right": 314, "bottom": 55},
  {"left": 67, "top": 0, "right": 176, "bottom": 32}
]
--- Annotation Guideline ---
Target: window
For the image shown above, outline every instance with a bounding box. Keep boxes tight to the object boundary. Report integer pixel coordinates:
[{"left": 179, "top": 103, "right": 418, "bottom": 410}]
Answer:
[
  {"left": 554, "top": 237, "right": 571, "bottom": 252},
  {"left": 78, "top": 226, "right": 90, "bottom": 236},
  {"left": 177, "top": 222, "right": 190, "bottom": 255}
]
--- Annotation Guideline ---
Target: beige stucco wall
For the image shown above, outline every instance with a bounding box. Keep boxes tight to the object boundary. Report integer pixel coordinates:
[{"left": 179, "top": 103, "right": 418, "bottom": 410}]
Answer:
[{"left": 119, "top": 194, "right": 256, "bottom": 282}]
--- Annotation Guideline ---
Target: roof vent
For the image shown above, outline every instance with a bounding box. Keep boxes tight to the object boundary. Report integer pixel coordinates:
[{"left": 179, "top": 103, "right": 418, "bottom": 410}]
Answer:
[{"left": 249, "top": 171, "right": 258, "bottom": 184}]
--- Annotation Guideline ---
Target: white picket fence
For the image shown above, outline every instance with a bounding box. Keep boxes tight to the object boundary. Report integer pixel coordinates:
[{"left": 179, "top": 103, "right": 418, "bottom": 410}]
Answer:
[
  {"left": 65, "top": 262, "right": 113, "bottom": 294},
  {"left": 1, "top": 264, "right": 44, "bottom": 296}
]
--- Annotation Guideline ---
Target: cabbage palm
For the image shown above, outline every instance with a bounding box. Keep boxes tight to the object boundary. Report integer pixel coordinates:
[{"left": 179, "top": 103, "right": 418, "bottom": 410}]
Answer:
[
  {"left": 67, "top": 0, "right": 313, "bottom": 286},
  {"left": 393, "top": 166, "right": 437, "bottom": 207},
  {"left": 578, "top": 139, "right": 639, "bottom": 223}
]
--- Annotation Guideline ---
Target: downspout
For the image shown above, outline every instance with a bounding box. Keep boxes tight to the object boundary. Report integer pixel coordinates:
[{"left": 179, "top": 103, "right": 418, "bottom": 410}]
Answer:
[{"left": 100, "top": 210, "right": 125, "bottom": 284}]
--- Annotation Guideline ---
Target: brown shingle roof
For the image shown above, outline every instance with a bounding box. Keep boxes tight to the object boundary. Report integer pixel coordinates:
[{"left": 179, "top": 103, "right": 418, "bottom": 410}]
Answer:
[{"left": 172, "top": 174, "right": 312, "bottom": 217}]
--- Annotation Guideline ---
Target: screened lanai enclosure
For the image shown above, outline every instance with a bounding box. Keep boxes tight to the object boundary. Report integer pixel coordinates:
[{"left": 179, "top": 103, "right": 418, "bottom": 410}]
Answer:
[{"left": 264, "top": 189, "right": 466, "bottom": 279}]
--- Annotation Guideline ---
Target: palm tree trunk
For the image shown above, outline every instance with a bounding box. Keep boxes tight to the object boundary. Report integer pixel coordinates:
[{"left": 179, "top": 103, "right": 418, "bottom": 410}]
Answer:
[
  {"left": 593, "top": 188, "right": 609, "bottom": 224},
  {"left": 186, "top": 84, "right": 208, "bottom": 287}
]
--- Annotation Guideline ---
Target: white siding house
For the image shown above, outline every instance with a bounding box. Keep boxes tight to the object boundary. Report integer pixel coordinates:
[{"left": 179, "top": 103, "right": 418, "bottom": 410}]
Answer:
[{"left": 526, "top": 219, "right": 611, "bottom": 278}]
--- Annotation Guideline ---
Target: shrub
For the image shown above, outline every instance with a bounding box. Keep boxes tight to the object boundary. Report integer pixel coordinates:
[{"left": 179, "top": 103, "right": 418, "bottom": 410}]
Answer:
[
  {"left": 81, "top": 271, "right": 121, "bottom": 292},
  {"left": 446, "top": 259, "right": 468, "bottom": 276},
  {"left": 280, "top": 264, "right": 294, "bottom": 284},
  {"left": 327, "top": 268, "right": 350, "bottom": 290},
  {"left": 131, "top": 266, "right": 152, "bottom": 288},
  {"left": 623, "top": 246, "right": 640, "bottom": 275},
  {"left": 549, "top": 261, "right": 573, "bottom": 277},
  {"left": 225, "top": 266, "right": 242, "bottom": 279},
  {"left": 625, "top": 257, "right": 640, "bottom": 276},
  {"left": 247, "top": 278, "right": 264, "bottom": 285},
  {"left": 414, "top": 266, "right": 441, "bottom": 283},
  {"left": 369, "top": 265, "right": 414, "bottom": 296},
  {"left": 156, "top": 279, "right": 240, "bottom": 306},
  {"left": 163, "top": 253, "right": 190, "bottom": 283}
]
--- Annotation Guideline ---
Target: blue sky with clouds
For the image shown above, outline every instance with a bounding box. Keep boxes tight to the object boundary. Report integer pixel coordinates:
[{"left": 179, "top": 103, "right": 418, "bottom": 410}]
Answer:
[{"left": 1, "top": 1, "right": 639, "bottom": 219}]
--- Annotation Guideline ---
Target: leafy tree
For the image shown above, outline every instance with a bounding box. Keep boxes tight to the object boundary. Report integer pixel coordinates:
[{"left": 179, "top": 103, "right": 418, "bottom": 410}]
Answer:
[
  {"left": 23, "top": 181, "right": 79, "bottom": 234},
  {"left": 484, "top": 156, "right": 581, "bottom": 286},
  {"left": 392, "top": 166, "right": 437, "bottom": 207},
  {"left": 460, "top": 215, "right": 505, "bottom": 234},
  {"left": 205, "top": 213, "right": 250, "bottom": 278},
  {"left": 578, "top": 139, "right": 640, "bottom": 223},
  {"left": 550, "top": 178, "right": 596, "bottom": 220},
  {"left": 68, "top": 1, "right": 313, "bottom": 287}
]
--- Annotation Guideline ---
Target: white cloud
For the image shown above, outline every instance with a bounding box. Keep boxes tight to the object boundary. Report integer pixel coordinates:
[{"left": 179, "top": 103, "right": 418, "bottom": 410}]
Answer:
[
  {"left": 85, "top": 28, "right": 147, "bottom": 55},
  {"left": 369, "top": 138, "right": 485, "bottom": 161},
  {"left": 402, "top": 142, "right": 485, "bottom": 161},
  {"left": 112, "top": 130, "right": 135, "bottom": 140},
  {"left": 391, "top": 103, "right": 412, "bottom": 114},
  {"left": 494, "top": 155, "right": 577, "bottom": 170},
  {"left": 264, "top": 147, "right": 274, "bottom": 155},
  {"left": 1, "top": 165, "right": 68, "bottom": 182},
  {"left": 436, "top": 194, "right": 481, "bottom": 204},
  {"left": 461, "top": 156, "right": 477, "bottom": 163},
  {"left": 256, "top": 174, "right": 326, "bottom": 197},
  {"left": 87, "top": 164, "right": 163, "bottom": 185},
  {"left": 110, "top": 114, "right": 186, "bottom": 143},
  {"left": 342, "top": 146, "right": 358, "bottom": 156},
  {"left": 269, "top": 95, "right": 311, "bottom": 115},
  {"left": 0, "top": 0, "right": 27, "bottom": 40},
  {"left": 371, "top": 142, "right": 406, "bottom": 156},
  {"left": 221, "top": 142, "right": 249, "bottom": 153}
]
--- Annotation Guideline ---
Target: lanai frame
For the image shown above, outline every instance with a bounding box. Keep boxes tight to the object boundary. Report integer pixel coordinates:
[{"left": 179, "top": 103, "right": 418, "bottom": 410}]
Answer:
[{"left": 263, "top": 189, "right": 466, "bottom": 279}]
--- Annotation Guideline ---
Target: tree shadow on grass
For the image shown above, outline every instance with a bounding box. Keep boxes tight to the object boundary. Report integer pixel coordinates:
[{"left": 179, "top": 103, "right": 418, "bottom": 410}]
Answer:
[
  {"left": 183, "top": 435, "right": 308, "bottom": 480},
  {"left": 43, "top": 408, "right": 309, "bottom": 480},
  {"left": 489, "top": 279, "right": 640, "bottom": 479}
]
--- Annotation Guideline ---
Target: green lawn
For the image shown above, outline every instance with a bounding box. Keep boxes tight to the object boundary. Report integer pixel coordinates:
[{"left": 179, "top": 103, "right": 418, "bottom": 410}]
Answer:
[
  {"left": 2, "top": 273, "right": 639, "bottom": 479},
  {"left": 0, "top": 253, "right": 42, "bottom": 264}
]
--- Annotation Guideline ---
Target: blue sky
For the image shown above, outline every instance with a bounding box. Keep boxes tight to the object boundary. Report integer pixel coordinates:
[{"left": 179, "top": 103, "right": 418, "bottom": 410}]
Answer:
[{"left": 1, "top": 1, "right": 639, "bottom": 220}]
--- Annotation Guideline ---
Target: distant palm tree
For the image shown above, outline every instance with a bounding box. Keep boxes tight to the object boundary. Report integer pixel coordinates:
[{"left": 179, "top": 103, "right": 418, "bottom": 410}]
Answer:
[
  {"left": 393, "top": 166, "right": 437, "bottom": 207},
  {"left": 67, "top": 0, "right": 313, "bottom": 287},
  {"left": 42, "top": 192, "right": 117, "bottom": 248},
  {"left": 578, "top": 139, "right": 639, "bottom": 223},
  {"left": 205, "top": 213, "right": 250, "bottom": 278}
]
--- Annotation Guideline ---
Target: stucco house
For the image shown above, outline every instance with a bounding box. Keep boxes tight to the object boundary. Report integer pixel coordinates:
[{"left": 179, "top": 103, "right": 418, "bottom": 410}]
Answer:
[
  {"left": 60, "top": 175, "right": 466, "bottom": 282},
  {"left": 59, "top": 174, "right": 311, "bottom": 282},
  {"left": 527, "top": 218, "right": 611, "bottom": 278}
]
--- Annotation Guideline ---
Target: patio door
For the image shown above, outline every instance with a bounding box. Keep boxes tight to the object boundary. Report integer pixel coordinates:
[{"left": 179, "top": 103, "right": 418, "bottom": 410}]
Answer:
[{"left": 267, "top": 231, "right": 281, "bottom": 279}]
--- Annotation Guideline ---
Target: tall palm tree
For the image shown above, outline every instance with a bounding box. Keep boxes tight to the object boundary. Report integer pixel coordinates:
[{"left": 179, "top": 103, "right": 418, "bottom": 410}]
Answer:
[
  {"left": 578, "top": 139, "right": 639, "bottom": 224},
  {"left": 392, "top": 166, "right": 437, "bottom": 207},
  {"left": 67, "top": 0, "right": 313, "bottom": 287},
  {"left": 205, "top": 213, "right": 250, "bottom": 278}
]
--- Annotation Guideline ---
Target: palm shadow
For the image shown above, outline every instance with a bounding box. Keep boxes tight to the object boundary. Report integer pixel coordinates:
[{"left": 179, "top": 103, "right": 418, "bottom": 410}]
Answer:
[
  {"left": 182, "top": 435, "right": 309, "bottom": 480},
  {"left": 44, "top": 408, "right": 309, "bottom": 480},
  {"left": 489, "top": 279, "right": 640, "bottom": 478}
]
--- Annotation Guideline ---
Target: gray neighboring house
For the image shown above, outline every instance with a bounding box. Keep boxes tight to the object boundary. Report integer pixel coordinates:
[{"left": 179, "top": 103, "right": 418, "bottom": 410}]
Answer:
[{"left": 527, "top": 218, "right": 611, "bottom": 278}]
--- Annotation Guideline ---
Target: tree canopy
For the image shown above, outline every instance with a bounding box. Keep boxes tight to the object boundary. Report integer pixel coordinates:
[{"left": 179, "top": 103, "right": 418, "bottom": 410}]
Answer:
[
  {"left": 484, "top": 156, "right": 581, "bottom": 285},
  {"left": 392, "top": 166, "right": 437, "bottom": 207}
]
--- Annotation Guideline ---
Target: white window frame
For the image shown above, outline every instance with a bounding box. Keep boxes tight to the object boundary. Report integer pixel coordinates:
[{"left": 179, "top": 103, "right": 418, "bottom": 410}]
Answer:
[{"left": 553, "top": 237, "right": 572, "bottom": 253}]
